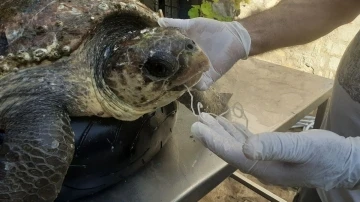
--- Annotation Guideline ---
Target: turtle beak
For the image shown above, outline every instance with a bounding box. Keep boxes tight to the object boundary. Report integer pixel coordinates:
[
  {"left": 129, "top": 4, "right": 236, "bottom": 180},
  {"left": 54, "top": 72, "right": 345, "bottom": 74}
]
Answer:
[
  {"left": 169, "top": 72, "right": 203, "bottom": 91},
  {"left": 168, "top": 47, "right": 210, "bottom": 90}
]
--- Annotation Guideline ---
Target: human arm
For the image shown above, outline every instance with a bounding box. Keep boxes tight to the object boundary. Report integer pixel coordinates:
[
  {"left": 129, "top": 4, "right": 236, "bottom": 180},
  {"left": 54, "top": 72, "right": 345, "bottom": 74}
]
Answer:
[
  {"left": 190, "top": 113, "right": 360, "bottom": 190},
  {"left": 240, "top": 0, "right": 360, "bottom": 55}
]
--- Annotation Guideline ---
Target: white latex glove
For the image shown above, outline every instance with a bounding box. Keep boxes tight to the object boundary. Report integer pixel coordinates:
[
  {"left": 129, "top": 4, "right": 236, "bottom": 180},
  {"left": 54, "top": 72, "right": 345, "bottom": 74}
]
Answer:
[
  {"left": 158, "top": 17, "right": 251, "bottom": 91},
  {"left": 191, "top": 113, "right": 360, "bottom": 191}
]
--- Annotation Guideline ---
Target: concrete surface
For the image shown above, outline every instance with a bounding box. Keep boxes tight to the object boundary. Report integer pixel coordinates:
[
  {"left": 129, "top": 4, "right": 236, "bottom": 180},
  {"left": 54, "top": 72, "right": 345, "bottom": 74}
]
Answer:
[{"left": 200, "top": 171, "right": 297, "bottom": 202}]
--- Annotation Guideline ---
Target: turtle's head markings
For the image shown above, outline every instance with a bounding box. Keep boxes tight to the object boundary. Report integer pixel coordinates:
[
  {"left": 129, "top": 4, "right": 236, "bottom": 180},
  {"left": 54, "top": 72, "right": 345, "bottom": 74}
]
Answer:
[{"left": 101, "top": 27, "right": 210, "bottom": 119}]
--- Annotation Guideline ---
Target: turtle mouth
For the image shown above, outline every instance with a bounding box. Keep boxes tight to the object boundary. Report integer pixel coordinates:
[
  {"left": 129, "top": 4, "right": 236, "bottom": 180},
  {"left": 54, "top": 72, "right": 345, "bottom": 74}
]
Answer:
[
  {"left": 169, "top": 73, "right": 203, "bottom": 91},
  {"left": 170, "top": 85, "right": 186, "bottom": 91}
]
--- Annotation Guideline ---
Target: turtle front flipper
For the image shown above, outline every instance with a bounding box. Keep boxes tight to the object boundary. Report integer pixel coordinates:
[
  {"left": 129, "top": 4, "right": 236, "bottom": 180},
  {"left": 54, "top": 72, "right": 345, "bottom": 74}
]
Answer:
[{"left": 0, "top": 104, "right": 74, "bottom": 202}]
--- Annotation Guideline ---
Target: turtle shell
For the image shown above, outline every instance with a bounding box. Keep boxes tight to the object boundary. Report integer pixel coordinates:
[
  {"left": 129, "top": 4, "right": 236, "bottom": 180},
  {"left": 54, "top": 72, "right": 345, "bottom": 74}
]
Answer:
[{"left": 0, "top": 0, "right": 161, "bottom": 74}]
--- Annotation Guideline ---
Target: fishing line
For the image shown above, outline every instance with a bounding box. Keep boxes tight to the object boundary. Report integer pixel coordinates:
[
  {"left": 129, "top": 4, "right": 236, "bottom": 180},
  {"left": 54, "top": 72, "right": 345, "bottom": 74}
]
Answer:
[
  {"left": 184, "top": 85, "right": 257, "bottom": 174},
  {"left": 183, "top": 85, "right": 249, "bottom": 129}
]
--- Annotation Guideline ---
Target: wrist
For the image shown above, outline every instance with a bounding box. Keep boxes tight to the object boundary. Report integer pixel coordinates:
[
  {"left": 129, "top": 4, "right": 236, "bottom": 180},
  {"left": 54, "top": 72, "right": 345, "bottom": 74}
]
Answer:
[
  {"left": 344, "top": 137, "right": 360, "bottom": 189},
  {"left": 224, "top": 21, "right": 251, "bottom": 60}
]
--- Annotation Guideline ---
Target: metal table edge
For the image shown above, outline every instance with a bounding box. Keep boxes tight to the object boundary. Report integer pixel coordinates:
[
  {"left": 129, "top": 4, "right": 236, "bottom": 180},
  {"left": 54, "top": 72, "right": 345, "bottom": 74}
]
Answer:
[
  {"left": 172, "top": 163, "right": 236, "bottom": 202},
  {"left": 274, "top": 87, "right": 333, "bottom": 132}
]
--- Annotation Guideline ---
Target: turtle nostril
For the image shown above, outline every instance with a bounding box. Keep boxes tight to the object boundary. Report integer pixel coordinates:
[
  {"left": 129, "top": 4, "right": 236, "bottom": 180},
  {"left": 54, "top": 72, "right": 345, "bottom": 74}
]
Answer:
[
  {"left": 186, "top": 40, "right": 196, "bottom": 50},
  {"left": 186, "top": 43, "right": 194, "bottom": 50}
]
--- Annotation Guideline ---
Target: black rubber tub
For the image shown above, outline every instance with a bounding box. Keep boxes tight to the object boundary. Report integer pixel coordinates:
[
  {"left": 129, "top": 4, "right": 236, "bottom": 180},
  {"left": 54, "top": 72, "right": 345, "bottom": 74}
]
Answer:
[{"left": 55, "top": 101, "right": 178, "bottom": 201}]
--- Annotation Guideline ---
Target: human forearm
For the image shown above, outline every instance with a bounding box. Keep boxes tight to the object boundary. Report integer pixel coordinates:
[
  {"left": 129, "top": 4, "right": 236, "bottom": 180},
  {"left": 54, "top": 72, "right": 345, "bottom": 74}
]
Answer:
[{"left": 239, "top": 0, "right": 360, "bottom": 56}]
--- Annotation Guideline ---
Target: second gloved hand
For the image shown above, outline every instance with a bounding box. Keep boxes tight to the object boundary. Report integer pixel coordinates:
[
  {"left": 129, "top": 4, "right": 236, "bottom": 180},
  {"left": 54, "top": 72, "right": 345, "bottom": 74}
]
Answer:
[
  {"left": 191, "top": 113, "right": 360, "bottom": 190},
  {"left": 158, "top": 17, "right": 251, "bottom": 91}
]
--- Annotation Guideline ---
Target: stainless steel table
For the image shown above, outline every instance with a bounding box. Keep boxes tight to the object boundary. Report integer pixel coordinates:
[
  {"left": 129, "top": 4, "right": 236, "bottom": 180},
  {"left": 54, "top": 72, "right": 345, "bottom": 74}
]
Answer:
[{"left": 78, "top": 58, "right": 334, "bottom": 202}]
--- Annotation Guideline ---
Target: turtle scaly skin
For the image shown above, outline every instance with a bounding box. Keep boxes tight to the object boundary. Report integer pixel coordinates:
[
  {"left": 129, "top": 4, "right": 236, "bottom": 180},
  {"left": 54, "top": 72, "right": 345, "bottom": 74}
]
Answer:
[{"left": 0, "top": 1, "right": 210, "bottom": 201}]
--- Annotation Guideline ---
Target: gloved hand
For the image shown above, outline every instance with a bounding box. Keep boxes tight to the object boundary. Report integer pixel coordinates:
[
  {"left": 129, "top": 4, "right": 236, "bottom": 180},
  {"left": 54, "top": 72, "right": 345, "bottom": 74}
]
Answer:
[
  {"left": 191, "top": 113, "right": 360, "bottom": 190},
  {"left": 158, "top": 17, "right": 251, "bottom": 90}
]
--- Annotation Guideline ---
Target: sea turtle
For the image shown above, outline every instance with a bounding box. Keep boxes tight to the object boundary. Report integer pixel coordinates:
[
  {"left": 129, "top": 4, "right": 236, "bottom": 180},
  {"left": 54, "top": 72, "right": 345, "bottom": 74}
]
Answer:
[{"left": 0, "top": 0, "right": 211, "bottom": 201}]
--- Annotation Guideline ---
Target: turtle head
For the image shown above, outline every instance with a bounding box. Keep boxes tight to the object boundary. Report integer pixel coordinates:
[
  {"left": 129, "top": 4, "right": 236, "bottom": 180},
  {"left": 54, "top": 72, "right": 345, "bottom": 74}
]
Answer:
[{"left": 100, "top": 27, "right": 210, "bottom": 120}]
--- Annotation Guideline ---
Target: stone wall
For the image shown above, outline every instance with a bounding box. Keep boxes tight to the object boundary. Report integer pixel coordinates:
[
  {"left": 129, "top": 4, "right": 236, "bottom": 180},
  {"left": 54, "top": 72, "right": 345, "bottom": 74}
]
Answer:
[{"left": 238, "top": 0, "right": 360, "bottom": 79}]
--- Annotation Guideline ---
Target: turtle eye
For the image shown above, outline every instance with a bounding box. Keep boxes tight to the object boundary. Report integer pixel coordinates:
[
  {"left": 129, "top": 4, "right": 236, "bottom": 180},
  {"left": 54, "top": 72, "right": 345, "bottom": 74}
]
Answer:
[{"left": 143, "top": 52, "right": 178, "bottom": 81}]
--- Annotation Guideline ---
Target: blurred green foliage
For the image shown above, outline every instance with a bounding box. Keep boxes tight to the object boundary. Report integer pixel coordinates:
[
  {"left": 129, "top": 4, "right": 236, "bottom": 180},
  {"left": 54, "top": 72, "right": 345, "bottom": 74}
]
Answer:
[{"left": 188, "top": 0, "right": 249, "bottom": 21}]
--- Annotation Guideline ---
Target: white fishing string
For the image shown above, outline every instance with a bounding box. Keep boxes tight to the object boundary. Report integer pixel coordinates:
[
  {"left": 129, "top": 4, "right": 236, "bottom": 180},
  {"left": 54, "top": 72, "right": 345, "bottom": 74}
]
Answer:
[
  {"left": 183, "top": 85, "right": 249, "bottom": 129},
  {"left": 184, "top": 85, "right": 255, "bottom": 173}
]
